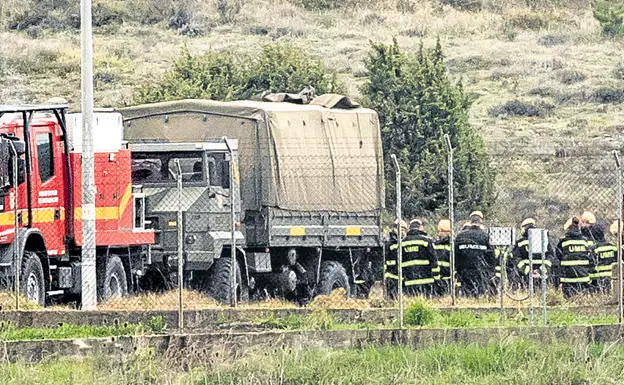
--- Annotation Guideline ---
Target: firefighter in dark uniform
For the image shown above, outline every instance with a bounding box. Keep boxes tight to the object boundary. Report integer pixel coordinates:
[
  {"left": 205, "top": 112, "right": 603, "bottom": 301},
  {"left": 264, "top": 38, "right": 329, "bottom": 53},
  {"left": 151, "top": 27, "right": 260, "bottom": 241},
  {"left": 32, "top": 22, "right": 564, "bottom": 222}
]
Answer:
[
  {"left": 589, "top": 223, "right": 617, "bottom": 294},
  {"left": 455, "top": 211, "right": 495, "bottom": 296},
  {"left": 510, "top": 218, "right": 556, "bottom": 289},
  {"left": 434, "top": 219, "right": 452, "bottom": 296},
  {"left": 402, "top": 219, "right": 437, "bottom": 297},
  {"left": 556, "top": 216, "right": 592, "bottom": 298},
  {"left": 385, "top": 220, "right": 407, "bottom": 298}
]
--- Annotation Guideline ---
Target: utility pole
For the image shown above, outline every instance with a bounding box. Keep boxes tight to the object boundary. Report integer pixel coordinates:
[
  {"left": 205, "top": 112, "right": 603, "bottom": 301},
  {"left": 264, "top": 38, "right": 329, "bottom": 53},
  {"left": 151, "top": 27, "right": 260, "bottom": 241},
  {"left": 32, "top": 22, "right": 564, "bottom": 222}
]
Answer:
[{"left": 81, "top": 0, "right": 97, "bottom": 310}]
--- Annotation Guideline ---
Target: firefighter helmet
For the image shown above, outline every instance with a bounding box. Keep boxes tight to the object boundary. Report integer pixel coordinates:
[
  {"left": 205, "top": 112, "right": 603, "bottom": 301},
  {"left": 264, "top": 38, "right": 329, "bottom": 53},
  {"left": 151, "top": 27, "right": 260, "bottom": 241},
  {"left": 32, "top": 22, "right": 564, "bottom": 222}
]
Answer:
[
  {"left": 564, "top": 217, "right": 573, "bottom": 231},
  {"left": 438, "top": 219, "right": 451, "bottom": 233},
  {"left": 582, "top": 211, "right": 596, "bottom": 224},
  {"left": 469, "top": 211, "right": 484, "bottom": 220},
  {"left": 611, "top": 221, "right": 620, "bottom": 236},
  {"left": 521, "top": 218, "right": 536, "bottom": 228}
]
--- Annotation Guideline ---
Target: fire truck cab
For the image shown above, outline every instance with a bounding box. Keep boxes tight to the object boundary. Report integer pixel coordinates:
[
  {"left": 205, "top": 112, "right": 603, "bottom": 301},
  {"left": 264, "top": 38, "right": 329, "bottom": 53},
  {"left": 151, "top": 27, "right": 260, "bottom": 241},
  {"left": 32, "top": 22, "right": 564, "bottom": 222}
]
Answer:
[{"left": 0, "top": 105, "right": 154, "bottom": 306}]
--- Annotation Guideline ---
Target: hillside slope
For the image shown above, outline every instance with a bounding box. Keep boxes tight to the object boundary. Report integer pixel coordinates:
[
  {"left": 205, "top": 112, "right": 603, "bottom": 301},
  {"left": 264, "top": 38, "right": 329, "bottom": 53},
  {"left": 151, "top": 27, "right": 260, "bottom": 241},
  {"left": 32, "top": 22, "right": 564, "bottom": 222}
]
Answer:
[{"left": 2, "top": 0, "right": 623, "bottom": 229}]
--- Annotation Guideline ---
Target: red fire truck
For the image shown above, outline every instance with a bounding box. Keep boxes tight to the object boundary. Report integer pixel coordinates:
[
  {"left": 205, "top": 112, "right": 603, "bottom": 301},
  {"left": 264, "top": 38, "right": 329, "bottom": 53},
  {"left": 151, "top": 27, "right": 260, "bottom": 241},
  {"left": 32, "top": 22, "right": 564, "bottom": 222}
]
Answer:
[{"left": 0, "top": 104, "right": 154, "bottom": 306}]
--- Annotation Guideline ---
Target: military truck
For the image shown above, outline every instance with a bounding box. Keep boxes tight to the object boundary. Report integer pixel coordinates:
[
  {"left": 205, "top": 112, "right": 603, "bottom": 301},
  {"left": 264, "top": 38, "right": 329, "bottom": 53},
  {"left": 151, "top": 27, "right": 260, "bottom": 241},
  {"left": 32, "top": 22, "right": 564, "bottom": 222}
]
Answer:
[{"left": 120, "top": 96, "right": 385, "bottom": 302}]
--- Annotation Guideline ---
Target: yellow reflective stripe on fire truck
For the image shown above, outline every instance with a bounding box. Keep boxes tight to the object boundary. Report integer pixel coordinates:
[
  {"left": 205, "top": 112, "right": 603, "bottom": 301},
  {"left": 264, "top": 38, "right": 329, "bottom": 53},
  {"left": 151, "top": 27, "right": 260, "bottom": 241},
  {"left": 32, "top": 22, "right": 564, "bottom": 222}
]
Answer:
[
  {"left": 402, "top": 259, "right": 430, "bottom": 267},
  {"left": 405, "top": 278, "right": 435, "bottom": 286},
  {"left": 560, "top": 276, "right": 591, "bottom": 283},
  {"left": 74, "top": 184, "right": 133, "bottom": 221},
  {"left": 0, "top": 208, "right": 65, "bottom": 225},
  {"left": 560, "top": 260, "right": 590, "bottom": 266}
]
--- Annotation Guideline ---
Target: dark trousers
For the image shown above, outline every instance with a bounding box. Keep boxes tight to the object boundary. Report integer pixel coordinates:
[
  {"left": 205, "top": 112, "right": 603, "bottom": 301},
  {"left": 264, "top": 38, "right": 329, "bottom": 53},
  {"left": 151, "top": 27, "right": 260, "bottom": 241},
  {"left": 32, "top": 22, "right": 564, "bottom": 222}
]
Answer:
[{"left": 561, "top": 283, "right": 590, "bottom": 298}]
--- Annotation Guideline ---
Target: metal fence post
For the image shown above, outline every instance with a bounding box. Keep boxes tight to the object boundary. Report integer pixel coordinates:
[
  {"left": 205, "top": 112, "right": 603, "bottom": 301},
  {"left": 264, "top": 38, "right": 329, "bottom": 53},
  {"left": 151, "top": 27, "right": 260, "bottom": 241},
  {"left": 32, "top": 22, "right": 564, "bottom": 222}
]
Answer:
[
  {"left": 444, "top": 135, "right": 456, "bottom": 306},
  {"left": 529, "top": 242, "right": 534, "bottom": 326},
  {"left": 175, "top": 160, "right": 184, "bottom": 329},
  {"left": 391, "top": 154, "right": 403, "bottom": 329},
  {"left": 614, "top": 151, "right": 623, "bottom": 324},
  {"left": 224, "top": 138, "right": 237, "bottom": 308},
  {"left": 541, "top": 241, "right": 547, "bottom": 326},
  {"left": 10, "top": 144, "right": 19, "bottom": 310},
  {"left": 80, "top": 0, "right": 97, "bottom": 311}
]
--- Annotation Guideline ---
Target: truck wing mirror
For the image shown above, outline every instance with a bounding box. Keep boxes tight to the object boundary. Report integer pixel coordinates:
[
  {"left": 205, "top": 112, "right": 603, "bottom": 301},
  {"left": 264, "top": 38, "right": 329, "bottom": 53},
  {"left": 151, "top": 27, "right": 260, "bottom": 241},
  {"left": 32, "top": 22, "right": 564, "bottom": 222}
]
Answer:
[{"left": 11, "top": 140, "right": 26, "bottom": 156}]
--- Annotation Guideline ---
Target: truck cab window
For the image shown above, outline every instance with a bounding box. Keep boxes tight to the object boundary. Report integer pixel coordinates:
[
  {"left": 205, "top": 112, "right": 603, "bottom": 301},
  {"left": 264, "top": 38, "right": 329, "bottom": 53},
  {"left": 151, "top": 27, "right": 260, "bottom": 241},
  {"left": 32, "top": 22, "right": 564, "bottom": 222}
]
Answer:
[
  {"left": 36, "top": 133, "right": 54, "bottom": 183},
  {"left": 131, "top": 152, "right": 205, "bottom": 185},
  {"left": 206, "top": 153, "right": 230, "bottom": 189}
]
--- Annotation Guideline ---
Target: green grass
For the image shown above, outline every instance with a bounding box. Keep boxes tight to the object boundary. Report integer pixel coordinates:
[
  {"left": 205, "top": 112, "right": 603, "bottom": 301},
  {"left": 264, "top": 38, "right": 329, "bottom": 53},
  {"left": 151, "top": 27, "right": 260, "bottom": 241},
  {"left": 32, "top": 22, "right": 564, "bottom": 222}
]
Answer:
[
  {"left": 254, "top": 307, "right": 618, "bottom": 331},
  {"left": 0, "top": 316, "right": 167, "bottom": 341},
  {"left": 4, "top": 339, "right": 624, "bottom": 384}
]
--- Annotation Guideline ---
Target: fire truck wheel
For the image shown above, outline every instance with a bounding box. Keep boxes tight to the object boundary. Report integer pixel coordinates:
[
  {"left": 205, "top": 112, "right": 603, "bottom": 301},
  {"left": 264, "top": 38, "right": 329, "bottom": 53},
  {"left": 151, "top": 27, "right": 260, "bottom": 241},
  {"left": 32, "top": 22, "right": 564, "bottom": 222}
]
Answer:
[
  {"left": 21, "top": 251, "right": 45, "bottom": 307},
  {"left": 98, "top": 256, "right": 128, "bottom": 302},
  {"left": 207, "top": 257, "right": 243, "bottom": 303},
  {"left": 316, "top": 261, "right": 351, "bottom": 297}
]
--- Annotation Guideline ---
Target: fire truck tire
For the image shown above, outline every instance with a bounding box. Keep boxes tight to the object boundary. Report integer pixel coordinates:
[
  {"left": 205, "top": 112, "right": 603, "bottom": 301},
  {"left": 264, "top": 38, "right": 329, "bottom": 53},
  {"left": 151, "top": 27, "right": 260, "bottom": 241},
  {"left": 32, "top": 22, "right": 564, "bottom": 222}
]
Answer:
[
  {"left": 21, "top": 251, "right": 45, "bottom": 307},
  {"left": 316, "top": 261, "right": 351, "bottom": 297},
  {"left": 207, "top": 257, "right": 242, "bottom": 303},
  {"left": 98, "top": 256, "right": 128, "bottom": 302}
]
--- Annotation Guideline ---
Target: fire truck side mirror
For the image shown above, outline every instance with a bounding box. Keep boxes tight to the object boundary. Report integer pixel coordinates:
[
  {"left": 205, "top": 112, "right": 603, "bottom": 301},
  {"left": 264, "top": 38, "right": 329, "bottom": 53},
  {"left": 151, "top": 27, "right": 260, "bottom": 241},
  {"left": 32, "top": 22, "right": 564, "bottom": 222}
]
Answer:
[{"left": 11, "top": 140, "right": 25, "bottom": 156}]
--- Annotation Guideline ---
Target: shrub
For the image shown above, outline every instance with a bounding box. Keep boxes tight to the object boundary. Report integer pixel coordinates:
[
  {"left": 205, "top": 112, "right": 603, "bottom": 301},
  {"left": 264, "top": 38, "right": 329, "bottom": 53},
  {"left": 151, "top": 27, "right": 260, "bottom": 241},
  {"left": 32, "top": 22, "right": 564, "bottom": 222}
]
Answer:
[
  {"left": 135, "top": 44, "right": 341, "bottom": 104},
  {"left": 295, "top": 0, "right": 344, "bottom": 10},
  {"left": 489, "top": 100, "right": 555, "bottom": 117},
  {"left": 216, "top": 0, "right": 242, "bottom": 24},
  {"left": 556, "top": 69, "right": 586, "bottom": 85},
  {"left": 503, "top": 8, "right": 550, "bottom": 31},
  {"left": 613, "top": 63, "right": 624, "bottom": 80},
  {"left": 444, "top": 310, "right": 475, "bottom": 328},
  {"left": 591, "top": 0, "right": 624, "bottom": 38},
  {"left": 439, "top": 0, "right": 482, "bottom": 12},
  {"left": 404, "top": 301, "right": 436, "bottom": 327},
  {"left": 363, "top": 39, "right": 495, "bottom": 217},
  {"left": 538, "top": 34, "right": 567, "bottom": 47},
  {"left": 591, "top": 87, "right": 624, "bottom": 103}
]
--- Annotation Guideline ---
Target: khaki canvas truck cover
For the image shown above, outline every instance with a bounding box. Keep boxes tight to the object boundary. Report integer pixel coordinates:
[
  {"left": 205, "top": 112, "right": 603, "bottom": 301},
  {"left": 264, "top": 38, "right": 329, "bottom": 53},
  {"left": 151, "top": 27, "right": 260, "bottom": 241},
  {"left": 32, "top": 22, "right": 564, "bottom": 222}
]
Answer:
[{"left": 121, "top": 99, "right": 385, "bottom": 213}]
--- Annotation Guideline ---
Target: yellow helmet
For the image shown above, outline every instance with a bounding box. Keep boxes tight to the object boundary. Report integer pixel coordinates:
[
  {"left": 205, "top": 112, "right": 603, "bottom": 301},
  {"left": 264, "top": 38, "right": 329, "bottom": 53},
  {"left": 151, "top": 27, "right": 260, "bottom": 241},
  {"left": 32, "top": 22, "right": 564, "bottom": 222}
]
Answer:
[
  {"left": 610, "top": 221, "right": 620, "bottom": 236},
  {"left": 521, "top": 218, "right": 536, "bottom": 228},
  {"left": 582, "top": 211, "right": 596, "bottom": 224},
  {"left": 469, "top": 211, "right": 484, "bottom": 220},
  {"left": 438, "top": 219, "right": 451, "bottom": 233}
]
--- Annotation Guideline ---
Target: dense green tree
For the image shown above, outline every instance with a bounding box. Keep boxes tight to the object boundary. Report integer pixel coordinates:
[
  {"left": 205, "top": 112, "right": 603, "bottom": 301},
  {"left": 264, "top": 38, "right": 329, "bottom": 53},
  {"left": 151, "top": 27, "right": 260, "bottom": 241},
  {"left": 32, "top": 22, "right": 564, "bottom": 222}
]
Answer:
[
  {"left": 363, "top": 38, "right": 494, "bottom": 218},
  {"left": 592, "top": 0, "right": 624, "bottom": 37},
  {"left": 134, "top": 44, "right": 341, "bottom": 104}
]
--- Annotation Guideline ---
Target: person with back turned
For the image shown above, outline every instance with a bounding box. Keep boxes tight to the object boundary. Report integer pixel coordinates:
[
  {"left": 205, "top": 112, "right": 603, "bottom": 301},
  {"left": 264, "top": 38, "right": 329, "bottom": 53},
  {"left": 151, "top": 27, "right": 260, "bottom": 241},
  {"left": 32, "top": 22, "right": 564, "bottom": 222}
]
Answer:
[
  {"left": 589, "top": 222, "right": 617, "bottom": 294},
  {"left": 510, "top": 218, "right": 556, "bottom": 290},
  {"left": 556, "top": 216, "right": 592, "bottom": 298},
  {"left": 385, "top": 220, "right": 407, "bottom": 298},
  {"left": 455, "top": 211, "right": 495, "bottom": 296},
  {"left": 402, "top": 219, "right": 437, "bottom": 297},
  {"left": 434, "top": 219, "right": 452, "bottom": 296}
]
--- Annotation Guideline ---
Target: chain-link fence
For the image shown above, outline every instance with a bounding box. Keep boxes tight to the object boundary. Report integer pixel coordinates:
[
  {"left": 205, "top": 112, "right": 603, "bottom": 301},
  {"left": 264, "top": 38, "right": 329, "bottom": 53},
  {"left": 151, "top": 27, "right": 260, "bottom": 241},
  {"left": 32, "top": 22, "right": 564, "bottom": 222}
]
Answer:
[
  {"left": 389, "top": 147, "right": 624, "bottom": 326},
  {"left": 2, "top": 104, "right": 624, "bottom": 332}
]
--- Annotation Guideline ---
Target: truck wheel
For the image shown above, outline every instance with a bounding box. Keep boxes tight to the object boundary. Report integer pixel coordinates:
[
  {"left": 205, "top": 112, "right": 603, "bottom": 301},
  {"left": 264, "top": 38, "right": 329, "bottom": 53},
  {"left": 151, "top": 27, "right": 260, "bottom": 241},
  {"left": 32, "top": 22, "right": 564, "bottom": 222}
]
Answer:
[
  {"left": 316, "top": 261, "right": 351, "bottom": 297},
  {"left": 21, "top": 251, "right": 45, "bottom": 307},
  {"left": 207, "top": 257, "right": 244, "bottom": 303},
  {"left": 98, "top": 256, "right": 128, "bottom": 302}
]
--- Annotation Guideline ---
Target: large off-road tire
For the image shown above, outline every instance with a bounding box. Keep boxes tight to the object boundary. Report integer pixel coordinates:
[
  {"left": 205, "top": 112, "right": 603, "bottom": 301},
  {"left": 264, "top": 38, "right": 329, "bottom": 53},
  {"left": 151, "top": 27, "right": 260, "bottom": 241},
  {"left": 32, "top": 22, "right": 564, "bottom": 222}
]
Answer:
[
  {"left": 316, "top": 261, "right": 351, "bottom": 296},
  {"left": 21, "top": 251, "right": 45, "bottom": 307},
  {"left": 98, "top": 255, "right": 128, "bottom": 302},
  {"left": 207, "top": 257, "right": 246, "bottom": 303}
]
